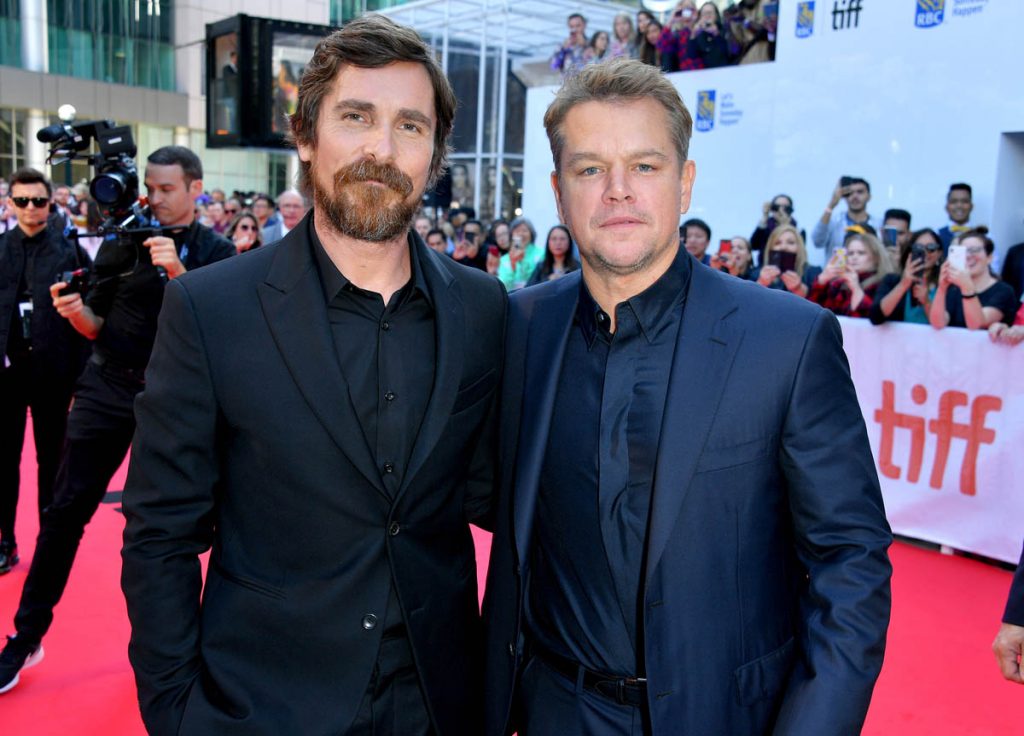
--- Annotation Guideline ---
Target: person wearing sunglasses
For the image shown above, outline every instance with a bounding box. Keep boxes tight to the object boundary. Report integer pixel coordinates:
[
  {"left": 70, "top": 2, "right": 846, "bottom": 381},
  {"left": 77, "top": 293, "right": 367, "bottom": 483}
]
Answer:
[
  {"left": 871, "top": 228, "right": 944, "bottom": 325},
  {"left": 0, "top": 146, "right": 235, "bottom": 695},
  {"left": 750, "top": 193, "right": 805, "bottom": 267},
  {"left": 0, "top": 168, "right": 91, "bottom": 580},
  {"left": 225, "top": 210, "right": 263, "bottom": 253}
]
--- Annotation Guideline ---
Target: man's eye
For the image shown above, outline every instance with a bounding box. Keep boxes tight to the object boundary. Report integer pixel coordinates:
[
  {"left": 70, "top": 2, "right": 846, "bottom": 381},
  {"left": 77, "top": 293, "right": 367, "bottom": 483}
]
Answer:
[
  {"left": 343, "top": 112, "right": 365, "bottom": 122},
  {"left": 580, "top": 166, "right": 600, "bottom": 176},
  {"left": 401, "top": 122, "right": 422, "bottom": 133},
  {"left": 636, "top": 163, "right": 655, "bottom": 173}
]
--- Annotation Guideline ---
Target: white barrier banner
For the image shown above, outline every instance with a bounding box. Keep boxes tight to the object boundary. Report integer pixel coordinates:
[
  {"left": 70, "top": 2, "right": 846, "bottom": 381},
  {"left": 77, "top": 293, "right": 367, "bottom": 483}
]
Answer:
[{"left": 839, "top": 318, "right": 1024, "bottom": 563}]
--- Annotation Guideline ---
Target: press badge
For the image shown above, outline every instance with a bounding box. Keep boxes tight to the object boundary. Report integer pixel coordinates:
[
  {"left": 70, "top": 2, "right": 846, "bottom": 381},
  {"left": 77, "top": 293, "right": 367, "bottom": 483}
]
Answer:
[{"left": 19, "top": 301, "right": 32, "bottom": 341}]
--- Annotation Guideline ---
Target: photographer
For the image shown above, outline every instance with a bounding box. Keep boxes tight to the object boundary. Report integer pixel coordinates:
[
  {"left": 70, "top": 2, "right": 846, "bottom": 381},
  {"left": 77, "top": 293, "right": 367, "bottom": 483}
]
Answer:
[
  {"left": 0, "top": 169, "right": 91, "bottom": 576},
  {"left": 0, "top": 146, "right": 233, "bottom": 693}
]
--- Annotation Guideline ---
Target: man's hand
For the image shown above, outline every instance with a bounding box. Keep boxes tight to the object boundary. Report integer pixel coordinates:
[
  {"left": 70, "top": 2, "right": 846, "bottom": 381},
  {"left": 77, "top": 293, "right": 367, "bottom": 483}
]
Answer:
[
  {"left": 993, "top": 623, "right": 1024, "bottom": 684},
  {"left": 50, "top": 281, "right": 102, "bottom": 339},
  {"left": 50, "top": 281, "right": 85, "bottom": 320},
  {"left": 829, "top": 179, "right": 848, "bottom": 210},
  {"left": 143, "top": 236, "right": 186, "bottom": 279}
]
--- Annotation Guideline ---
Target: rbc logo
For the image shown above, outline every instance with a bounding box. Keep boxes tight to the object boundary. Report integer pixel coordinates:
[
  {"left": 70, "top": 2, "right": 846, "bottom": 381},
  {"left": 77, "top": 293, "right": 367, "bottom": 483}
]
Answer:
[
  {"left": 915, "top": 0, "right": 945, "bottom": 28},
  {"left": 796, "top": 1, "right": 815, "bottom": 38},
  {"left": 696, "top": 91, "right": 715, "bottom": 132}
]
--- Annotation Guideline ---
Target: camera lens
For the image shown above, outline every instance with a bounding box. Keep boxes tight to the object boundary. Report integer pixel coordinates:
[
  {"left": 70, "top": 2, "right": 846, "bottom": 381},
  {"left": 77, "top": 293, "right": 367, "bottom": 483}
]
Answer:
[{"left": 91, "top": 172, "right": 128, "bottom": 205}]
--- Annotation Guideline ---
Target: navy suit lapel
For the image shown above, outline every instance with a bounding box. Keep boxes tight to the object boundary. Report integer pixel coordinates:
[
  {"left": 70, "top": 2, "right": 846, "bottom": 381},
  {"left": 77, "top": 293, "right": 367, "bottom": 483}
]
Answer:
[
  {"left": 645, "top": 265, "right": 743, "bottom": 589},
  {"left": 257, "top": 225, "right": 389, "bottom": 500},
  {"left": 513, "top": 274, "right": 579, "bottom": 566},
  {"left": 398, "top": 242, "right": 464, "bottom": 498}
]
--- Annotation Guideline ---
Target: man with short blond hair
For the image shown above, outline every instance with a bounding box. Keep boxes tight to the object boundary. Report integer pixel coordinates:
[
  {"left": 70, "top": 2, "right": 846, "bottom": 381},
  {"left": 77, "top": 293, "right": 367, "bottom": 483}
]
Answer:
[{"left": 483, "top": 58, "right": 891, "bottom": 736}]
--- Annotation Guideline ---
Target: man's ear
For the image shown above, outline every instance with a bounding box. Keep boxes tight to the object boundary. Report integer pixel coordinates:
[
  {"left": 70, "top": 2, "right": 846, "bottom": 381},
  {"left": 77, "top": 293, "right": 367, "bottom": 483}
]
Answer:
[
  {"left": 550, "top": 171, "right": 568, "bottom": 225},
  {"left": 189, "top": 178, "right": 204, "bottom": 200},
  {"left": 678, "top": 159, "right": 696, "bottom": 215}
]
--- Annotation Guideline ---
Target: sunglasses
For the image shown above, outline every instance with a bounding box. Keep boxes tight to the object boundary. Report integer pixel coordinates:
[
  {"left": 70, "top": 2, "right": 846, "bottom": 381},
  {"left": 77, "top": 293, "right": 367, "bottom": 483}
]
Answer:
[
  {"left": 921, "top": 243, "right": 941, "bottom": 252},
  {"left": 225, "top": 208, "right": 239, "bottom": 214},
  {"left": 770, "top": 203, "right": 794, "bottom": 214},
  {"left": 11, "top": 197, "right": 50, "bottom": 209}
]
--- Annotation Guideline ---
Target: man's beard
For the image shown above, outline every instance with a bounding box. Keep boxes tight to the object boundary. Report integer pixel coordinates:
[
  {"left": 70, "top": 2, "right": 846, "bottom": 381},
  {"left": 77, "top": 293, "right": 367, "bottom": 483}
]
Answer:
[{"left": 313, "top": 159, "right": 418, "bottom": 242}]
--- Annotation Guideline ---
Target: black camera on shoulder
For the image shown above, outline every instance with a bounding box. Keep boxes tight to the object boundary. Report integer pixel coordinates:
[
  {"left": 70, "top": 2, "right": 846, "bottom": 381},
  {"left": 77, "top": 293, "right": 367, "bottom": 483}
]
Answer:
[{"left": 37, "top": 105, "right": 183, "bottom": 279}]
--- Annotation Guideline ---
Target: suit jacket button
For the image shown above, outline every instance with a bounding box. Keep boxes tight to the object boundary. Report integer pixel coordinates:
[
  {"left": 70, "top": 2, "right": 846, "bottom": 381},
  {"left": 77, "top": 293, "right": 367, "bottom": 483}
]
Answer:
[
  {"left": 362, "top": 614, "right": 378, "bottom": 630},
  {"left": 389, "top": 522, "right": 401, "bottom": 536}
]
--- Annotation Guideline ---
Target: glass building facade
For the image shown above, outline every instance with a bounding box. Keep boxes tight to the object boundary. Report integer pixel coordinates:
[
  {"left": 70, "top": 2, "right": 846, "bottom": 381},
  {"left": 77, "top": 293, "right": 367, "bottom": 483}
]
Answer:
[{"left": 0, "top": 0, "right": 175, "bottom": 91}]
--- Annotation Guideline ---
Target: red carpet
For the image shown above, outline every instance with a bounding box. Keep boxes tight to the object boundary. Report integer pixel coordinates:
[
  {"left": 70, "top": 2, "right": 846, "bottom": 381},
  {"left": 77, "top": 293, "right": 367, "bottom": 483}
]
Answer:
[{"left": 0, "top": 420, "right": 1020, "bottom": 734}]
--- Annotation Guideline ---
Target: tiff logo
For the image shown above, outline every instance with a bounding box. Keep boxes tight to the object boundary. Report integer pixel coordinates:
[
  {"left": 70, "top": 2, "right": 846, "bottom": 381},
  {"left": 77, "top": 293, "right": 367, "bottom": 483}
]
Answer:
[
  {"left": 832, "top": 0, "right": 864, "bottom": 30},
  {"left": 873, "top": 380, "right": 1001, "bottom": 496}
]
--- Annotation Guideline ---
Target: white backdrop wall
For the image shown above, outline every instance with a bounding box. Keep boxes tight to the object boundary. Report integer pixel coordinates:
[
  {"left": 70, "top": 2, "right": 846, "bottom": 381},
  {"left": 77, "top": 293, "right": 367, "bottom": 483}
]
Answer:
[{"left": 522, "top": 1, "right": 1024, "bottom": 265}]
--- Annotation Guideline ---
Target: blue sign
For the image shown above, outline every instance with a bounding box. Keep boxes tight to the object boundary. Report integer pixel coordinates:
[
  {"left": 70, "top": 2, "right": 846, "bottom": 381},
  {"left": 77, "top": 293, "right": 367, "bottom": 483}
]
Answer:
[
  {"left": 915, "top": 0, "right": 945, "bottom": 28},
  {"left": 796, "top": 1, "right": 815, "bottom": 38},
  {"left": 696, "top": 90, "right": 715, "bottom": 132}
]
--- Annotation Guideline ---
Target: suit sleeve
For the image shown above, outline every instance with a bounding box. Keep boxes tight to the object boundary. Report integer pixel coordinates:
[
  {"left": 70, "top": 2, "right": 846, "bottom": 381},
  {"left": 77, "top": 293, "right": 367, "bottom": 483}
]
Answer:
[
  {"left": 773, "top": 310, "right": 893, "bottom": 736},
  {"left": 121, "top": 278, "right": 221, "bottom": 736},
  {"left": 1004, "top": 542, "right": 1024, "bottom": 626},
  {"left": 463, "top": 279, "right": 509, "bottom": 531}
]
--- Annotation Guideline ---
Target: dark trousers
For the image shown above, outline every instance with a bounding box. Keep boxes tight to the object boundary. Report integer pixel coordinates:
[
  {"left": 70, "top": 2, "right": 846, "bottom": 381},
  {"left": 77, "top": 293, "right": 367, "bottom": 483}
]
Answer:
[
  {"left": 13, "top": 360, "right": 141, "bottom": 645},
  {"left": 518, "top": 654, "right": 651, "bottom": 736},
  {"left": 0, "top": 360, "right": 75, "bottom": 545},
  {"left": 347, "top": 632, "right": 435, "bottom": 736}
]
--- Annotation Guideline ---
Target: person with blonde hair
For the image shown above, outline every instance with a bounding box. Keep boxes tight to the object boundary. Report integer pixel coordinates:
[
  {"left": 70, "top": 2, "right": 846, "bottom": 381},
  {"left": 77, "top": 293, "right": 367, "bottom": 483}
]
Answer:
[
  {"left": 752, "top": 224, "right": 821, "bottom": 297},
  {"left": 608, "top": 13, "right": 637, "bottom": 59},
  {"left": 809, "top": 231, "right": 892, "bottom": 317}
]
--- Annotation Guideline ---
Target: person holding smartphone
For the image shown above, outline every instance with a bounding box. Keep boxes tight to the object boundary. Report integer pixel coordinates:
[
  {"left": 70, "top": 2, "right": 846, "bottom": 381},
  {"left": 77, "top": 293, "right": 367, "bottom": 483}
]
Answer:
[
  {"left": 929, "top": 228, "right": 1017, "bottom": 330},
  {"left": 452, "top": 218, "right": 486, "bottom": 270},
  {"left": 809, "top": 231, "right": 892, "bottom": 317},
  {"left": 497, "top": 217, "right": 542, "bottom": 291},
  {"left": 551, "top": 13, "right": 589, "bottom": 78},
  {"left": 753, "top": 225, "right": 820, "bottom": 297},
  {"left": 656, "top": 0, "right": 700, "bottom": 72},
  {"left": 713, "top": 236, "right": 753, "bottom": 280},
  {"left": 681, "top": 3, "right": 732, "bottom": 69},
  {"left": 813, "top": 176, "right": 882, "bottom": 261},
  {"left": 870, "top": 228, "right": 943, "bottom": 325},
  {"left": 750, "top": 193, "right": 805, "bottom": 265}
]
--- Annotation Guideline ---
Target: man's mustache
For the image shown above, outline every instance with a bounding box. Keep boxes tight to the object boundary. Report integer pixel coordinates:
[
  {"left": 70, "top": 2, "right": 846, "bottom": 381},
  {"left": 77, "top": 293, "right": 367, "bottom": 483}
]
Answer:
[{"left": 334, "top": 160, "right": 413, "bottom": 197}]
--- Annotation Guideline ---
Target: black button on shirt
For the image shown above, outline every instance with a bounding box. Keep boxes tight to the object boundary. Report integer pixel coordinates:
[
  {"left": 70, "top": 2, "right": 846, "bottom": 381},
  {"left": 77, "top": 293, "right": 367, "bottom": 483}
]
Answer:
[
  {"left": 311, "top": 223, "right": 435, "bottom": 496},
  {"left": 526, "top": 246, "right": 690, "bottom": 678}
]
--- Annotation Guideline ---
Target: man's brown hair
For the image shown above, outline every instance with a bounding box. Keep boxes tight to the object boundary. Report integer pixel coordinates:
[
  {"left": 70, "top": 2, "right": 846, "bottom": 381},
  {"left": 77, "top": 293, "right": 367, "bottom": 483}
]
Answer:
[
  {"left": 543, "top": 58, "right": 693, "bottom": 177},
  {"left": 289, "top": 14, "right": 456, "bottom": 193}
]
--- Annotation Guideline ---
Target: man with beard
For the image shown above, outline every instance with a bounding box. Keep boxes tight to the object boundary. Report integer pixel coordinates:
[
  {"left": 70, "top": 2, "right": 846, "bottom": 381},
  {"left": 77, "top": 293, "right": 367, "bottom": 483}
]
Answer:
[{"left": 121, "top": 15, "right": 506, "bottom": 736}]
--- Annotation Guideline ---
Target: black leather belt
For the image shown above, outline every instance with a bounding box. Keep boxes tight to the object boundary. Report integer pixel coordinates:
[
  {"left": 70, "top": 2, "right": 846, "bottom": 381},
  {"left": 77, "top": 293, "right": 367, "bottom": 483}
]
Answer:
[
  {"left": 534, "top": 644, "right": 648, "bottom": 707},
  {"left": 89, "top": 353, "right": 146, "bottom": 384}
]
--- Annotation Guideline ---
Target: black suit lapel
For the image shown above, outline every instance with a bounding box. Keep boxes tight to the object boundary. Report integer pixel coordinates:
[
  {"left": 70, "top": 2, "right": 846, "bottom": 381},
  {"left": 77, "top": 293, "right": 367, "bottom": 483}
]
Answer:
[
  {"left": 257, "top": 224, "right": 389, "bottom": 500},
  {"left": 645, "top": 265, "right": 743, "bottom": 589},
  {"left": 513, "top": 274, "right": 579, "bottom": 566},
  {"left": 398, "top": 242, "right": 464, "bottom": 498}
]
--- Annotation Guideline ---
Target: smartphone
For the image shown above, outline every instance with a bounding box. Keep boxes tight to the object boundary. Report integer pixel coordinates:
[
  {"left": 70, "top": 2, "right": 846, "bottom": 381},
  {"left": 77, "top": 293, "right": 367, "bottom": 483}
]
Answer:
[
  {"left": 718, "top": 239, "right": 733, "bottom": 255},
  {"left": 511, "top": 235, "right": 523, "bottom": 251},
  {"left": 769, "top": 250, "right": 797, "bottom": 273},
  {"left": 464, "top": 231, "right": 476, "bottom": 245},
  {"left": 883, "top": 227, "right": 900, "bottom": 248},
  {"left": 910, "top": 243, "right": 926, "bottom": 263},
  {"left": 833, "top": 247, "right": 847, "bottom": 269},
  {"left": 840, "top": 176, "right": 855, "bottom": 188},
  {"left": 948, "top": 244, "right": 967, "bottom": 271}
]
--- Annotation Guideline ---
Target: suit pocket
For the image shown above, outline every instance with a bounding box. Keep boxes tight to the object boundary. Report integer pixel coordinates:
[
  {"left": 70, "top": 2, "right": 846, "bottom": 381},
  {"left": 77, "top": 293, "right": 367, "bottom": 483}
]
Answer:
[
  {"left": 210, "top": 559, "right": 286, "bottom": 600},
  {"left": 696, "top": 435, "right": 777, "bottom": 474},
  {"left": 452, "top": 369, "right": 496, "bottom": 413},
  {"left": 734, "top": 636, "right": 796, "bottom": 706}
]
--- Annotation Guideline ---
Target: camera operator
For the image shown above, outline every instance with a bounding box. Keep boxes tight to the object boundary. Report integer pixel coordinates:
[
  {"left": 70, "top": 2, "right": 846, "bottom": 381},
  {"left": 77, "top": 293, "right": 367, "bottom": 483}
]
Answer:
[
  {"left": 0, "top": 146, "right": 234, "bottom": 693},
  {"left": 0, "top": 169, "right": 91, "bottom": 576}
]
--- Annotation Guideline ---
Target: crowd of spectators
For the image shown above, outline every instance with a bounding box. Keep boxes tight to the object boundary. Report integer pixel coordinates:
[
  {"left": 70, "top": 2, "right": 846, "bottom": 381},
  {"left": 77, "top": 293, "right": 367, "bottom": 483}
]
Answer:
[
  {"left": 552, "top": 2, "right": 777, "bottom": 78},
  {"left": 5, "top": 169, "right": 1022, "bottom": 346},
  {"left": 695, "top": 177, "right": 1024, "bottom": 346}
]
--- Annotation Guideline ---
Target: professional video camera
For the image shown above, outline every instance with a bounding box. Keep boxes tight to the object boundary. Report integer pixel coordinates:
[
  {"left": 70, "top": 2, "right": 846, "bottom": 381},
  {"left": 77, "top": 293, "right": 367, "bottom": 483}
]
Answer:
[{"left": 37, "top": 105, "right": 187, "bottom": 283}]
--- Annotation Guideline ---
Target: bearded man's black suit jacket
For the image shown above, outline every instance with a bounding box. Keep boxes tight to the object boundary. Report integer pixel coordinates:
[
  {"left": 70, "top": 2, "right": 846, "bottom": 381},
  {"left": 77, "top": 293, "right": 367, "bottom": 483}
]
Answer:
[{"left": 121, "top": 215, "right": 506, "bottom": 735}]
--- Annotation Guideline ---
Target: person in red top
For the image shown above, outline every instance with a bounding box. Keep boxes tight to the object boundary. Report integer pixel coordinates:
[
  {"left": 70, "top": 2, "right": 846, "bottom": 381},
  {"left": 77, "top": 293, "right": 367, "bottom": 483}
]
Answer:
[{"left": 809, "top": 231, "right": 893, "bottom": 317}]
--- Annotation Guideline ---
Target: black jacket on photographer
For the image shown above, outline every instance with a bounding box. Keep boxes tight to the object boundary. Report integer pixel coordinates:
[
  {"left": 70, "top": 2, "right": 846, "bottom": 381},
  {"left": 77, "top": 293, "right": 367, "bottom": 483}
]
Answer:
[
  {"left": 0, "top": 213, "right": 92, "bottom": 384},
  {"left": 86, "top": 222, "right": 235, "bottom": 370}
]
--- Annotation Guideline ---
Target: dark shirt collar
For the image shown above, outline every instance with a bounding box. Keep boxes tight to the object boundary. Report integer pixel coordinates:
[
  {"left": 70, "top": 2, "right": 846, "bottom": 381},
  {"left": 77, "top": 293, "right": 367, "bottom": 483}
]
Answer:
[
  {"left": 577, "top": 244, "right": 691, "bottom": 348},
  {"left": 309, "top": 217, "right": 432, "bottom": 308}
]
